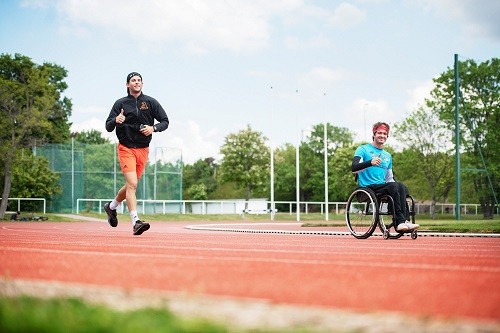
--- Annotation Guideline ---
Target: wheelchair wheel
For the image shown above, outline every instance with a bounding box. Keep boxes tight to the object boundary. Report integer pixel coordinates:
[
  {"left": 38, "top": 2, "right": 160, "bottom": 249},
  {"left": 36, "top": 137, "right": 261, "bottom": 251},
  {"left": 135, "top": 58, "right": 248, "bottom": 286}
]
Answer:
[
  {"left": 407, "top": 195, "right": 416, "bottom": 223},
  {"left": 377, "top": 194, "right": 404, "bottom": 239},
  {"left": 378, "top": 195, "right": 417, "bottom": 239},
  {"left": 378, "top": 214, "right": 404, "bottom": 239},
  {"left": 346, "top": 188, "right": 378, "bottom": 239}
]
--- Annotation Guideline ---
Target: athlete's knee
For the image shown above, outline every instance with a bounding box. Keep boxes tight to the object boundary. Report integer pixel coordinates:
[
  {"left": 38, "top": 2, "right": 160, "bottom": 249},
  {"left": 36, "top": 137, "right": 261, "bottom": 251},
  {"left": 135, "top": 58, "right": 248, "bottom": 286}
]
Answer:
[
  {"left": 126, "top": 179, "right": 138, "bottom": 191},
  {"left": 386, "top": 182, "right": 399, "bottom": 193}
]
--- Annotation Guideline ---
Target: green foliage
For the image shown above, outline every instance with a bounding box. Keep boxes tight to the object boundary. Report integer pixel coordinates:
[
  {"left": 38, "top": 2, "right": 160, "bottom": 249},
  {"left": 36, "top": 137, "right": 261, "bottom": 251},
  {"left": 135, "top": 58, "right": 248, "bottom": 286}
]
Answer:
[
  {"left": 299, "top": 124, "right": 355, "bottom": 203},
  {"left": 75, "top": 129, "right": 110, "bottom": 144},
  {"left": 182, "top": 158, "right": 218, "bottom": 200},
  {"left": 219, "top": 125, "right": 269, "bottom": 201},
  {"left": 0, "top": 53, "right": 71, "bottom": 217},
  {"left": 328, "top": 146, "right": 358, "bottom": 201},
  {"left": 393, "top": 106, "right": 455, "bottom": 217},
  {"left": 0, "top": 53, "right": 71, "bottom": 147},
  {"left": 187, "top": 183, "right": 208, "bottom": 200},
  {"left": 10, "top": 151, "right": 62, "bottom": 199},
  {"left": 76, "top": 142, "right": 117, "bottom": 201},
  {"left": 273, "top": 143, "right": 297, "bottom": 201},
  {"left": 428, "top": 57, "right": 499, "bottom": 217}
]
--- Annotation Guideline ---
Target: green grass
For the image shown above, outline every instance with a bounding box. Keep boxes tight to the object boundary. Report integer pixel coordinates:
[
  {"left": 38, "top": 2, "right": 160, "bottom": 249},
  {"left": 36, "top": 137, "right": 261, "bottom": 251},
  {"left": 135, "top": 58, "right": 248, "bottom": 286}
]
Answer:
[
  {"left": 4, "top": 212, "right": 499, "bottom": 233},
  {"left": 0, "top": 296, "right": 305, "bottom": 333},
  {"left": 302, "top": 219, "right": 500, "bottom": 233}
]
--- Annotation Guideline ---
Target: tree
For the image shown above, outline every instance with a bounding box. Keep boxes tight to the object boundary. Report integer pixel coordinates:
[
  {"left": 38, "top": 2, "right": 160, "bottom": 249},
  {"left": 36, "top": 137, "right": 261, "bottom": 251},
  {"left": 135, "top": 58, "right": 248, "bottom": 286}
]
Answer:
[
  {"left": 219, "top": 125, "right": 269, "bottom": 207},
  {"left": 183, "top": 158, "right": 218, "bottom": 200},
  {"left": 273, "top": 143, "right": 297, "bottom": 202},
  {"left": 393, "top": 107, "right": 455, "bottom": 218},
  {"left": 0, "top": 53, "right": 71, "bottom": 218},
  {"left": 300, "top": 124, "right": 355, "bottom": 203},
  {"left": 329, "top": 145, "right": 358, "bottom": 202},
  {"left": 9, "top": 151, "right": 62, "bottom": 211},
  {"left": 428, "top": 57, "right": 499, "bottom": 218},
  {"left": 75, "top": 129, "right": 110, "bottom": 144}
]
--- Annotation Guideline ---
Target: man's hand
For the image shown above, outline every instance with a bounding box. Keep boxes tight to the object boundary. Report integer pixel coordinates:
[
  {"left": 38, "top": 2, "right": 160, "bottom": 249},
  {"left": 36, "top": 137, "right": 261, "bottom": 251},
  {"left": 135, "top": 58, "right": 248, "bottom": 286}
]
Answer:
[
  {"left": 140, "top": 125, "right": 153, "bottom": 136},
  {"left": 116, "top": 109, "right": 126, "bottom": 124},
  {"left": 371, "top": 156, "right": 382, "bottom": 166}
]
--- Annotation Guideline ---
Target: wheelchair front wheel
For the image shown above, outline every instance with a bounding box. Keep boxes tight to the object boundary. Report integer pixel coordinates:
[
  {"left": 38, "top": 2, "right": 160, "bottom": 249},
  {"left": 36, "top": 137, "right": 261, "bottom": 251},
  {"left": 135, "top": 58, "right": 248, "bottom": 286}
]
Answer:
[{"left": 378, "top": 214, "right": 404, "bottom": 239}]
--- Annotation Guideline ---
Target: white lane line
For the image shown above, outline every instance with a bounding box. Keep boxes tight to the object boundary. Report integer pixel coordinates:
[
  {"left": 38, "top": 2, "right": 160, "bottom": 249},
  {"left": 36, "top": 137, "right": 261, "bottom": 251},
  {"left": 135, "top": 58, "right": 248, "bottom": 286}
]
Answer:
[{"left": 187, "top": 224, "right": 500, "bottom": 238}]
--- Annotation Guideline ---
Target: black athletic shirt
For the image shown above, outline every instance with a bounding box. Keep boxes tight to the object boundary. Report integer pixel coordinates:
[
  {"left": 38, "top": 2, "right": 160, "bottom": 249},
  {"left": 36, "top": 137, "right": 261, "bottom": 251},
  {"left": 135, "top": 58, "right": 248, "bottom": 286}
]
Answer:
[{"left": 105, "top": 92, "right": 169, "bottom": 148}]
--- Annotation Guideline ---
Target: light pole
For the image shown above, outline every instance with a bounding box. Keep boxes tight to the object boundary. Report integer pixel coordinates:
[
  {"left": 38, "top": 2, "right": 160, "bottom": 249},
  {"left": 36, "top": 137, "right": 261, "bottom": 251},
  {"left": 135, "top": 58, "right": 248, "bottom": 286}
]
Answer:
[
  {"left": 295, "top": 89, "right": 300, "bottom": 222},
  {"left": 323, "top": 93, "right": 329, "bottom": 221},
  {"left": 270, "top": 86, "right": 275, "bottom": 221}
]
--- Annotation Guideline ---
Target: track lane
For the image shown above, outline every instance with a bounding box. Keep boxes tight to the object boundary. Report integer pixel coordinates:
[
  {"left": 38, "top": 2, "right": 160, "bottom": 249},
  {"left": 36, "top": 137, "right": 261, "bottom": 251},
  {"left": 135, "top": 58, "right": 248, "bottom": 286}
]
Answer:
[{"left": 1, "top": 221, "right": 499, "bottom": 324}]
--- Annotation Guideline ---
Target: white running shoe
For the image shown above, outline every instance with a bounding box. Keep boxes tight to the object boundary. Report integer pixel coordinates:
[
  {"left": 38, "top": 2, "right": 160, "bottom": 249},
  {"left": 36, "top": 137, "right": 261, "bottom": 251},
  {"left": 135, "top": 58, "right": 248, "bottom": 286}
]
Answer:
[{"left": 396, "top": 222, "right": 419, "bottom": 232}]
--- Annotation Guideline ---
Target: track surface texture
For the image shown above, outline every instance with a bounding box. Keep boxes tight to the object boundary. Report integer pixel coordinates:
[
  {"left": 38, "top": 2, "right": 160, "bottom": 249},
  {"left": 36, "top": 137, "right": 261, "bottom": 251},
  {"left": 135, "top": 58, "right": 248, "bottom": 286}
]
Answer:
[{"left": 1, "top": 220, "right": 499, "bottom": 332}]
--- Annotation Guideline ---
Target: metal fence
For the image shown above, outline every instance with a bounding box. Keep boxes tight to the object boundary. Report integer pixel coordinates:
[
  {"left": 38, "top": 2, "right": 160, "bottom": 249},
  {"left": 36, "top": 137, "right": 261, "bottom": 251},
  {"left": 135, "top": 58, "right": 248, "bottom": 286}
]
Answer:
[
  {"left": 76, "top": 198, "right": 489, "bottom": 216},
  {"left": 36, "top": 141, "right": 182, "bottom": 213}
]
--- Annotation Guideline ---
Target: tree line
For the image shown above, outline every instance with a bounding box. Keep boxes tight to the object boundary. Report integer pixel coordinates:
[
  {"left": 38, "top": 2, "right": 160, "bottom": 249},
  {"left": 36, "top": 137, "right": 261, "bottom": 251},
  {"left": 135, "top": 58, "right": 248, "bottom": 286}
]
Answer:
[{"left": 1, "top": 53, "right": 498, "bottom": 218}]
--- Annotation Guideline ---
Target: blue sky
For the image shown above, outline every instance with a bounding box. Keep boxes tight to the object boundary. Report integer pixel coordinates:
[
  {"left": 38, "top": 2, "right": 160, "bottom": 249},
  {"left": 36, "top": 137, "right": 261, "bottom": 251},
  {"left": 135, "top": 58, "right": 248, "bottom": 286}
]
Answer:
[{"left": 1, "top": 0, "right": 499, "bottom": 163}]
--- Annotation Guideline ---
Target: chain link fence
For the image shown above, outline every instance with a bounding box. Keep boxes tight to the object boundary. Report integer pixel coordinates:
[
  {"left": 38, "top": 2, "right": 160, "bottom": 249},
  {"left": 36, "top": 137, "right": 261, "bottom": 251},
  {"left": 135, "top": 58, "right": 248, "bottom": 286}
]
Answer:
[{"left": 37, "top": 142, "right": 182, "bottom": 213}]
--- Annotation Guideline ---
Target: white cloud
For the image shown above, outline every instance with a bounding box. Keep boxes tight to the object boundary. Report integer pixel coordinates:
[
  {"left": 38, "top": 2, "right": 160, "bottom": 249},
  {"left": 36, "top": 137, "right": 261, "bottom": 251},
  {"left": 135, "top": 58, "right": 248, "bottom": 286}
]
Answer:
[
  {"left": 412, "top": 0, "right": 500, "bottom": 41},
  {"left": 405, "top": 80, "right": 434, "bottom": 111},
  {"left": 299, "top": 66, "right": 352, "bottom": 91},
  {"left": 284, "top": 35, "right": 332, "bottom": 50},
  {"left": 52, "top": 0, "right": 303, "bottom": 54},
  {"left": 328, "top": 3, "right": 366, "bottom": 29},
  {"left": 70, "top": 114, "right": 116, "bottom": 143},
  {"left": 161, "top": 120, "right": 221, "bottom": 164}
]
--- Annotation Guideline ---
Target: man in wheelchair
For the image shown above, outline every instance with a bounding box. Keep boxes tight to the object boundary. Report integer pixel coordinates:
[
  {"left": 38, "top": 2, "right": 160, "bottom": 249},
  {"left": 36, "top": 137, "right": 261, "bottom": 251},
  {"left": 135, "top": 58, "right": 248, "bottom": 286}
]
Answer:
[{"left": 351, "top": 122, "right": 419, "bottom": 233}]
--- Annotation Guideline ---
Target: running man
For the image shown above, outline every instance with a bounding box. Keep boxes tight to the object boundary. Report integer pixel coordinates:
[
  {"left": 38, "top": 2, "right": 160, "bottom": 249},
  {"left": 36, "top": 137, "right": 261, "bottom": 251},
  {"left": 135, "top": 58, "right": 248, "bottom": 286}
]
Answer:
[{"left": 104, "top": 72, "right": 169, "bottom": 235}]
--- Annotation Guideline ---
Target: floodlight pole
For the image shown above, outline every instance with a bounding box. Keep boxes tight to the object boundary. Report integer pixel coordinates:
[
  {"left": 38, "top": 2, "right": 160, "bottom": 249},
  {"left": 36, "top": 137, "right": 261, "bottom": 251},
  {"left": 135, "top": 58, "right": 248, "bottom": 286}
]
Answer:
[{"left": 454, "top": 53, "right": 461, "bottom": 220}]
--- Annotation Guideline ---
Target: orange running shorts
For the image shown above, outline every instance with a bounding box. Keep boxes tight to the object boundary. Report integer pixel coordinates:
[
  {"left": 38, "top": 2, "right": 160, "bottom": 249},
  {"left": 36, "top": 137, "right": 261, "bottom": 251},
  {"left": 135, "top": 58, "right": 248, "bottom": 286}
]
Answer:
[{"left": 118, "top": 144, "right": 149, "bottom": 177}]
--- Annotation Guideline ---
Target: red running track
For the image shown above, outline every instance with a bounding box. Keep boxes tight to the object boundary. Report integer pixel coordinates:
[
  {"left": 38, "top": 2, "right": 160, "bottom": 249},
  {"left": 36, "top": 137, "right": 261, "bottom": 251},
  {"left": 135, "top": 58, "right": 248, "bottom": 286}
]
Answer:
[{"left": 1, "top": 221, "right": 499, "bottom": 323}]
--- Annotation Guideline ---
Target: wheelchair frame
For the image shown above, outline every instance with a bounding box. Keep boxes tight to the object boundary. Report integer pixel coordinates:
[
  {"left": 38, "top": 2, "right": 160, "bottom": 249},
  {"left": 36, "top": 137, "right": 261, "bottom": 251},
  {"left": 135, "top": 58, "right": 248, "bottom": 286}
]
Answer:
[{"left": 345, "top": 187, "right": 418, "bottom": 240}]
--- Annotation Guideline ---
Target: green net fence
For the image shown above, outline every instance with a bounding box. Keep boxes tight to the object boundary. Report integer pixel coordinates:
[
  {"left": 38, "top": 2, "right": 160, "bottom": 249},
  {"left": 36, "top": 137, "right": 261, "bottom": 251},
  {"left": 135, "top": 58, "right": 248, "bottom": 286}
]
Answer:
[{"left": 37, "top": 142, "right": 182, "bottom": 213}]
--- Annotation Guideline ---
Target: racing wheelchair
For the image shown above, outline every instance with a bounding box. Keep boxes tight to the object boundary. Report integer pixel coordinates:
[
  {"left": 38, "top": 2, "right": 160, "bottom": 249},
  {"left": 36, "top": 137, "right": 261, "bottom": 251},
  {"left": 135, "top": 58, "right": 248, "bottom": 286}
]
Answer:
[{"left": 345, "top": 187, "right": 418, "bottom": 240}]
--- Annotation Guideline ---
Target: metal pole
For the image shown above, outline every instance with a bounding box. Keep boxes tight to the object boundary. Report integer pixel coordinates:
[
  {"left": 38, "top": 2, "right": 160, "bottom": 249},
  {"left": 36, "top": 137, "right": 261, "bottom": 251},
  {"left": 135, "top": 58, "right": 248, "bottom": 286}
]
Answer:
[
  {"left": 454, "top": 53, "right": 461, "bottom": 220},
  {"left": 154, "top": 148, "right": 158, "bottom": 201},
  {"left": 323, "top": 93, "right": 328, "bottom": 221},
  {"left": 270, "top": 86, "right": 275, "bottom": 221},
  {"left": 71, "top": 134, "right": 75, "bottom": 213},
  {"left": 295, "top": 89, "right": 300, "bottom": 222}
]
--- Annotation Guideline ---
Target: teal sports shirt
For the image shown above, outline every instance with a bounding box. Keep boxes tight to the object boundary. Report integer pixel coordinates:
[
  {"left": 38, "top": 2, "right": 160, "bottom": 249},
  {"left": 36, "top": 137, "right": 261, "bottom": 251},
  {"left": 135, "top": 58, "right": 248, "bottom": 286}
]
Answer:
[{"left": 353, "top": 143, "right": 392, "bottom": 187}]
